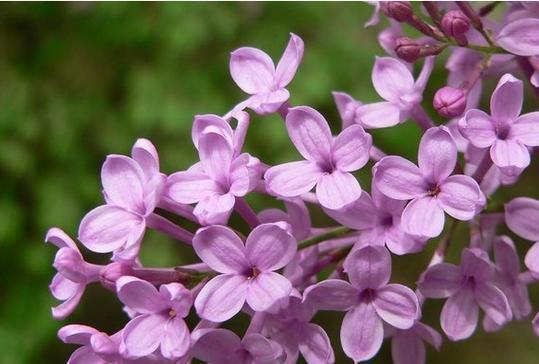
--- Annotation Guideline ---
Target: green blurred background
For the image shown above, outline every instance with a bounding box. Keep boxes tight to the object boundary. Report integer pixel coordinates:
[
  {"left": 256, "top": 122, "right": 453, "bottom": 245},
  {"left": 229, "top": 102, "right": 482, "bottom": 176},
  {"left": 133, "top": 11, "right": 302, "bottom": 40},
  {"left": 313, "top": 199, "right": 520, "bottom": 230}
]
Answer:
[{"left": 0, "top": 2, "right": 537, "bottom": 363}]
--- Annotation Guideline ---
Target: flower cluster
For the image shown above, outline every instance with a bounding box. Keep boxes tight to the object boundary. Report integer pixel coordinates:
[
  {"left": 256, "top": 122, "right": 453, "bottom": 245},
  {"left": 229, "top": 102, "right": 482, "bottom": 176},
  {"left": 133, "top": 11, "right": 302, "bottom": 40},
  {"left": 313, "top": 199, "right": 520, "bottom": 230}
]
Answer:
[{"left": 47, "top": 2, "right": 539, "bottom": 364}]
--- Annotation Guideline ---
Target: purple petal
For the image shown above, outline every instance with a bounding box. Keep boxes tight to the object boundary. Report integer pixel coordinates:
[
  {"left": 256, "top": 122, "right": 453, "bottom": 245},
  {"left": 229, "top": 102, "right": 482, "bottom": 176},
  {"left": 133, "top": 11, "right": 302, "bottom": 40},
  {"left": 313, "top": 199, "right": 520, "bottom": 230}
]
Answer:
[
  {"left": 101, "top": 155, "right": 145, "bottom": 213},
  {"left": 490, "top": 139, "right": 530, "bottom": 175},
  {"left": 391, "top": 331, "right": 425, "bottom": 364},
  {"left": 438, "top": 175, "right": 485, "bottom": 220},
  {"left": 323, "top": 192, "right": 377, "bottom": 230},
  {"left": 298, "top": 323, "right": 335, "bottom": 364},
  {"left": 413, "top": 322, "right": 442, "bottom": 350},
  {"left": 385, "top": 225, "right": 427, "bottom": 255},
  {"left": 475, "top": 282, "right": 512, "bottom": 326},
  {"left": 511, "top": 112, "right": 539, "bottom": 146},
  {"left": 275, "top": 33, "right": 304, "bottom": 88},
  {"left": 245, "top": 223, "right": 297, "bottom": 271},
  {"left": 401, "top": 197, "right": 445, "bottom": 238},
  {"left": 68, "top": 346, "right": 105, "bottom": 364},
  {"left": 374, "top": 156, "right": 427, "bottom": 200},
  {"left": 193, "top": 225, "right": 248, "bottom": 274},
  {"left": 198, "top": 132, "right": 233, "bottom": 186},
  {"left": 355, "top": 101, "right": 401, "bottom": 129},
  {"left": 373, "top": 284, "right": 419, "bottom": 329},
  {"left": 230, "top": 47, "right": 275, "bottom": 94},
  {"left": 58, "top": 324, "right": 100, "bottom": 345},
  {"left": 78, "top": 205, "right": 144, "bottom": 253},
  {"left": 265, "top": 161, "right": 323, "bottom": 197},
  {"left": 333, "top": 91, "right": 361, "bottom": 129},
  {"left": 418, "top": 127, "right": 457, "bottom": 184},
  {"left": 344, "top": 245, "right": 391, "bottom": 290},
  {"left": 340, "top": 302, "right": 384, "bottom": 362},
  {"left": 493, "top": 236, "right": 520, "bottom": 277},
  {"left": 229, "top": 154, "right": 259, "bottom": 197},
  {"left": 193, "top": 192, "right": 236, "bottom": 226},
  {"left": 417, "top": 263, "right": 461, "bottom": 299},
  {"left": 122, "top": 314, "right": 166, "bottom": 358},
  {"left": 131, "top": 138, "right": 160, "bottom": 180},
  {"left": 525, "top": 242, "right": 539, "bottom": 275},
  {"left": 249, "top": 89, "right": 290, "bottom": 115},
  {"left": 332, "top": 125, "right": 372, "bottom": 172},
  {"left": 116, "top": 276, "right": 167, "bottom": 314},
  {"left": 505, "top": 197, "right": 539, "bottom": 241},
  {"left": 286, "top": 106, "right": 333, "bottom": 163},
  {"left": 497, "top": 18, "right": 539, "bottom": 56},
  {"left": 440, "top": 287, "right": 478, "bottom": 341},
  {"left": 372, "top": 57, "right": 415, "bottom": 103},
  {"left": 50, "top": 275, "right": 84, "bottom": 319},
  {"left": 490, "top": 73, "right": 523, "bottom": 122},
  {"left": 461, "top": 248, "right": 495, "bottom": 282},
  {"left": 246, "top": 272, "right": 292, "bottom": 312},
  {"left": 283, "top": 198, "right": 312, "bottom": 240},
  {"left": 161, "top": 317, "right": 190, "bottom": 359},
  {"left": 316, "top": 170, "right": 362, "bottom": 210},
  {"left": 458, "top": 109, "right": 496, "bottom": 148},
  {"left": 192, "top": 114, "right": 234, "bottom": 150},
  {"left": 243, "top": 333, "right": 284, "bottom": 362},
  {"left": 159, "top": 283, "right": 192, "bottom": 318},
  {"left": 166, "top": 170, "right": 221, "bottom": 204},
  {"left": 192, "top": 329, "right": 240, "bottom": 362},
  {"left": 194, "top": 274, "right": 248, "bottom": 322},
  {"left": 45, "top": 227, "right": 78, "bottom": 250},
  {"left": 303, "top": 279, "right": 357, "bottom": 311}
]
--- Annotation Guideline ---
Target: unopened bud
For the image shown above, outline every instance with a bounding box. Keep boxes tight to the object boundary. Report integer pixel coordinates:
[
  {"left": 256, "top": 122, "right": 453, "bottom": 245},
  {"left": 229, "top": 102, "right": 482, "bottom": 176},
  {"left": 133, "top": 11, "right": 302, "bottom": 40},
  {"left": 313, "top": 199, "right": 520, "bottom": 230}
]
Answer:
[
  {"left": 382, "top": 1, "right": 413, "bottom": 22},
  {"left": 395, "top": 37, "right": 421, "bottom": 63},
  {"left": 441, "top": 10, "right": 470, "bottom": 46},
  {"left": 433, "top": 87, "right": 467, "bottom": 118}
]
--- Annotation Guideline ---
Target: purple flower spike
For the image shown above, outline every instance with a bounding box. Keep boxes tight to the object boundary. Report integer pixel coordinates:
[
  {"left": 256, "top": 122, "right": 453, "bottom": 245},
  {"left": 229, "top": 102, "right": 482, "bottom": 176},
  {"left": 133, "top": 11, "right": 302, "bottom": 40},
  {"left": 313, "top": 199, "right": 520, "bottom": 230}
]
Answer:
[
  {"left": 374, "top": 126, "right": 485, "bottom": 238},
  {"left": 304, "top": 245, "right": 419, "bottom": 362},
  {"left": 265, "top": 106, "right": 372, "bottom": 210},
  {"left": 388, "top": 322, "right": 442, "bottom": 364},
  {"left": 459, "top": 74, "right": 539, "bottom": 176},
  {"left": 193, "top": 223, "right": 296, "bottom": 322},
  {"left": 418, "top": 248, "right": 512, "bottom": 341},
  {"left": 325, "top": 183, "right": 426, "bottom": 255},
  {"left": 355, "top": 56, "right": 434, "bottom": 128},
  {"left": 167, "top": 123, "right": 261, "bottom": 225},
  {"left": 192, "top": 329, "right": 285, "bottom": 364},
  {"left": 46, "top": 228, "right": 102, "bottom": 320},
  {"left": 230, "top": 33, "right": 304, "bottom": 115},
  {"left": 78, "top": 139, "right": 166, "bottom": 261},
  {"left": 117, "top": 277, "right": 192, "bottom": 360}
]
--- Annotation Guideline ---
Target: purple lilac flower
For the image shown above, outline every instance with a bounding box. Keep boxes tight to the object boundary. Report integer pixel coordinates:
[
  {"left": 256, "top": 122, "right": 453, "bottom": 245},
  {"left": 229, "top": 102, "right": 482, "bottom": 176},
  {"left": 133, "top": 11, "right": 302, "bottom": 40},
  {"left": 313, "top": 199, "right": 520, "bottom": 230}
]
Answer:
[
  {"left": 230, "top": 33, "right": 304, "bottom": 115},
  {"left": 386, "top": 322, "right": 442, "bottom": 364},
  {"left": 459, "top": 74, "right": 539, "bottom": 176},
  {"left": 193, "top": 223, "right": 296, "bottom": 322},
  {"left": 374, "top": 126, "right": 486, "bottom": 238},
  {"left": 46, "top": 228, "right": 102, "bottom": 320},
  {"left": 354, "top": 56, "right": 434, "bottom": 128},
  {"left": 116, "top": 277, "right": 192, "bottom": 360},
  {"left": 78, "top": 139, "right": 166, "bottom": 261},
  {"left": 325, "top": 183, "right": 427, "bottom": 255},
  {"left": 304, "top": 245, "right": 419, "bottom": 362},
  {"left": 418, "top": 248, "right": 512, "bottom": 341},
  {"left": 192, "top": 329, "right": 285, "bottom": 364},
  {"left": 166, "top": 115, "right": 261, "bottom": 225},
  {"left": 265, "top": 106, "right": 372, "bottom": 210}
]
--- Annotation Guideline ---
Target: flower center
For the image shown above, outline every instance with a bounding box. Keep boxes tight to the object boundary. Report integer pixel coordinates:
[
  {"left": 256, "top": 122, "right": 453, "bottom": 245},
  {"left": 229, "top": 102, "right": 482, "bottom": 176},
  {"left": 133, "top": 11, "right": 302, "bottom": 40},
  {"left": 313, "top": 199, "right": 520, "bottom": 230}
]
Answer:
[
  {"left": 428, "top": 184, "right": 441, "bottom": 197},
  {"left": 247, "top": 266, "right": 261, "bottom": 280},
  {"left": 169, "top": 309, "right": 177, "bottom": 318},
  {"left": 359, "top": 288, "right": 376, "bottom": 303}
]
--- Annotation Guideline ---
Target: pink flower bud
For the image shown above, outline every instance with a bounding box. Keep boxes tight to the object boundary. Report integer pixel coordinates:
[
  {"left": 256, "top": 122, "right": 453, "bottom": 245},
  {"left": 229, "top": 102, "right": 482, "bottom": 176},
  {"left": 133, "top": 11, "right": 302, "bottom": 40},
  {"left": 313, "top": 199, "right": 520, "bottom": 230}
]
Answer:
[
  {"left": 382, "top": 1, "right": 413, "bottom": 22},
  {"left": 100, "top": 262, "right": 134, "bottom": 291},
  {"left": 395, "top": 37, "right": 421, "bottom": 63},
  {"left": 433, "top": 86, "right": 467, "bottom": 118},
  {"left": 441, "top": 10, "right": 470, "bottom": 46}
]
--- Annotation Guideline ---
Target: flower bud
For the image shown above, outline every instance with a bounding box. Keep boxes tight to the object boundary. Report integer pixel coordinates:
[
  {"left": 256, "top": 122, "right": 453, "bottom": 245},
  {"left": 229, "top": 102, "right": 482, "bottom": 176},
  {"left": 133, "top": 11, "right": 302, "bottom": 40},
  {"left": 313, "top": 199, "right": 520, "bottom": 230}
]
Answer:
[
  {"left": 382, "top": 1, "right": 413, "bottom": 22},
  {"left": 433, "top": 87, "right": 467, "bottom": 118},
  {"left": 441, "top": 10, "right": 470, "bottom": 46},
  {"left": 395, "top": 37, "right": 421, "bottom": 63},
  {"left": 100, "top": 262, "right": 134, "bottom": 291}
]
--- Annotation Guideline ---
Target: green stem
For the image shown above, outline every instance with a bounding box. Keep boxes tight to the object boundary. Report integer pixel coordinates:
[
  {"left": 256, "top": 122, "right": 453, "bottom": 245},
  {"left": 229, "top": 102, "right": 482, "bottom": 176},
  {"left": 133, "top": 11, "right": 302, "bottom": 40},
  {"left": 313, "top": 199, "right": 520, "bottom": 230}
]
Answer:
[{"left": 298, "top": 226, "right": 353, "bottom": 250}]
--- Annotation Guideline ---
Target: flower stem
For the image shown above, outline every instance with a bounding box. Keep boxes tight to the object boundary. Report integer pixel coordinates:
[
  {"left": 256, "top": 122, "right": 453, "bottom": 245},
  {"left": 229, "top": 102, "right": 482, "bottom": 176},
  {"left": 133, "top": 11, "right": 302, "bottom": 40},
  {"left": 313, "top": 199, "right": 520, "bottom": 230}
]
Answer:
[
  {"left": 299, "top": 226, "right": 353, "bottom": 250},
  {"left": 471, "top": 152, "right": 493, "bottom": 184},
  {"left": 146, "top": 213, "right": 194, "bottom": 244},
  {"left": 235, "top": 198, "right": 261, "bottom": 229}
]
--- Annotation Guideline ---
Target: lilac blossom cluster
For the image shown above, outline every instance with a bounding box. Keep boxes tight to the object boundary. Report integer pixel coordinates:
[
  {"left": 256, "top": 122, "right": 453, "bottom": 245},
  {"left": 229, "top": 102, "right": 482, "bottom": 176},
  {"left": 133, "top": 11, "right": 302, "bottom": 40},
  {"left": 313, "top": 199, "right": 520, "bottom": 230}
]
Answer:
[{"left": 47, "top": 2, "right": 539, "bottom": 364}]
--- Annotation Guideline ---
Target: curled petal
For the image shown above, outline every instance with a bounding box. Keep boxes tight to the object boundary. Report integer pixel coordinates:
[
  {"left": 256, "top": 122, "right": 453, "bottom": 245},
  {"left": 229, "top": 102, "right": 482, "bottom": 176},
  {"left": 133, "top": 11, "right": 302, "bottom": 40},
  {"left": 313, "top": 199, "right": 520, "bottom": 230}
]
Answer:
[
  {"left": 323, "top": 192, "right": 377, "bottom": 230},
  {"left": 245, "top": 223, "right": 297, "bottom": 271},
  {"left": 50, "top": 275, "right": 84, "bottom": 319},
  {"left": 458, "top": 109, "right": 496, "bottom": 148},
  {"left": 332, "top": 125, "right": 372, "bottom": 172},
  {"left": 438, "top": 175, "right": 485, "bottom": 220},
  {"left": 344, "top": 245, "right": 391, "bottom": 290},
  {"left": 372, "top": 57, "right": 415, "bottom": 103},
  {"left": 475, "top": 283, "right": 512, "bottom": 326},
  {"left": 401, "top": 197, "right": 445, "bottom": 238},
  {"left": 192, "top": 114, "right": 234, "bottom": 150},
  {"left": 193, "top": 193, "right": 235, "bottom": 226},
  {"left": 275, "top": 33, "right": 304, "bottom": 88},
  {"left": 298, "top": 323, "right": 335, "bottom": 364},
  {"left": 246, "top": 272, "right": 292, "bottom": 312},
  {"left": 303, "top": 279, "right": 357, "bottom": 311},
  {"left": 46, "top": 227, "right": 78, "bottom": 251},
  {"left": 265, "top": 161, "right": 323, "bottom": 197},
  {"left": 195, "top": 274, "right": 248, "bottom": 322},
  {"left": 131, "top": 138, "right": 160, "bottom": 180},
  {"left": 101, "top": 155, "right": 146, "bottom": 213},
  {"left": 374, "top": 156, "right": 427, "bottom": 200},
  {"left": 511, "top": 112, "right": 539, "bottom": 146},
  {"left": 116, "top": 276, "right": 167, "bottom": 314},
  {"left": 373, "top": 284, "right": 419, "bottom": 329},
  {"left": 414, "top": 322, "right": 443, "bottom": 350},
  {"left": 333, "top": 91, "right": 361, "bottom": 129},
  {"left": 440, "top": 288, "right": 478, "bottom": 341},
  {"left": 341, "top": 302, "right": 384, "bottom": 362},
  {"left": 166, "top": 170, "right": 221, "bottom": 204},
  {"left": 316, "top": 170, "right": 362, "bottom": 210},
  {"left": 493, "top": 236, "right": 520, "bottom": 277},
  {"left": 418, "top": 127, "right": 457, "bottom": 183},
  {"left": 497, "top": 19, "right": 539, "bottom": 56},
  {"left": 505, "top": 197, "right": 539, "bottom": 241},
  {"left": 418, "top": 263, "right": 461, "bottom": 299},
  {"left": 230, "top": 47, "right": 275, "bottom": 94},
  {"left": 490, "top": 139, "right": 530, "bottom": 176},
  {"left": 58, "top": 324, "right": 100, "bottom": 345}
]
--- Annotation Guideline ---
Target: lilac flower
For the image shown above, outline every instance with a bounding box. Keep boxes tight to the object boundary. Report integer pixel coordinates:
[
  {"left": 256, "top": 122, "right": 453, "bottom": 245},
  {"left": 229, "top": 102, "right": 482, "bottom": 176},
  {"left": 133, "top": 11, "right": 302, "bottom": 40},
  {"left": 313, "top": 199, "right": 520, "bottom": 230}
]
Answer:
[
  {"left": 46, "top": 228, "right": 101, "bottom": 320},
  {"left": 304, "top": 245, "right": 419, "bottom": 362},
  {"left": 116, "top": 277, "right": 192, "bottom": 360},
  {"left": 78, "top": 139, "right": 166, "bottom": 260},
  {"left": 354, "top": 56, "right": 434, "bottom": 128},
  {"left": 483, "top": 236, "right": 531, "bottom": 331},
  {"left": 497, "top": 18, "right": 539, "bottom": 56},
  {"left": 418, "top": 248, "right": 512, "bottom": 341},
  {"left": 230, "top": 33, "right": 304, "bottom": 115},
  {"left": 263, "top": 294, "right": 335, "bottom": 364},
  {"left": 167, "top": 118, "right": 261, "bottom": 225},
  {"left": 333, "top": 91, "right": 363, "bottom": 130},
  {"left": 386, "top": 322, "right": 442, "bottom": 364},
  {"left": 192, "top": 329, "right": 284, "bottom": 364},
  {"left": 193, "top": 223, "right": 296, "bottom": 322},
  {"left": 458, "top": 74, "right": 539, "bottom": 176},
  {"left": 265, "top": 106, "right": 372, "bottom": 210},
  {"left": 325, "top": 183, "right": 427, "bottom": 255},
  {"left": 374, "top": 126, "right": 486, "bottom": 238}
]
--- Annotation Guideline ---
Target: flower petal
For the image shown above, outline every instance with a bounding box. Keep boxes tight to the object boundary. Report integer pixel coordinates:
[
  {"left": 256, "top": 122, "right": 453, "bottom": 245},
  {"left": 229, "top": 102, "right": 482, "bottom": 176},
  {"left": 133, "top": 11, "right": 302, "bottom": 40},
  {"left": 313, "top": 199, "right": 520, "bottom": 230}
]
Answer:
[
  {"left": 101, "top": 155, "right": 145, "bottom": 213},
  {"left": 344, "top": 245, "right": 391, "bottom": 290},
  {"left": 374, "top": 156, "right": 427, "bottom": 200},
  {"left": 333, "top": 91, "right": 361, "bottom": 129},
  {"left": 246, "top": 272, "right": 292, "bottom": 312},
  {"left": 490, "top": 139, "right": 530, "bottom": 176},
  {"left": 372, "top": 57, "right": 415, "bottom": 102},
  {"left": 245, "top": 223, "right": 297, "bottom": 271},
  {"left": 46, "top": 227, "right": 78, "bottom": 250},
  {"left": 192, "top": 114, "right": 234, "bottom": 150},
  {"left": 490, "top": 73, "right": 523, "bottom": 122},
  {"left": 303, "top": 279, "right": 357, "bottom": 311},
  {"left": 418, "top": 127, "right": 457, "bottom": 184},
  {"left": 373, "top": 284, "right": 419, "bottom": 329},
  {"left": 265, "top": 161, "right": 323, "bottom": 197},
  {"left": 316, "top": 170, "right": 362, "bottom": 210},
  {"left": 166, "top": 170, "right": 221, "bottom": 204},
  {"left": 438, "top": 175, "right": 485, "bottom": 220},
  {"left": 525, "top": 242, "right": 539, "bottom": 275},
  {"left": 161, "top": 317, "right": 190, "bottom": 359},
  {"left": 493, "top": 236, "right": 520, "bottom": 277},
  {"left": 298, "top": 323, "right": 335, "bottom": 364},
  {"left": 58, "top": 324, "right": 100, "bottom": 345},
  {"left": 497, "top": 19, "right": 539, "bottom": 56},
  {"left": 332, "top": 125, "right": 372, "bottom": 172},
  {"left": 122, "top": 314, "right": 166, "bottom": 358},
  {"left": 230, "top": 47, "right": 275, "bottom": 94},
  {"left": 131, "top": 138, "right": 160, "bottom": 180},
  {"left": 275, "top": 33, "right": 304, "bottom": 88},
  {"left": 440, "top": 288, "right": 478, "bottom": 341},
  {"left": 198, "top": 132, "right": 233, "bottom": 186},
  {"left": 458, "top": 109, "right": 496, "bottom": 148},
  {"left": 391, "top": 331, "right": 425, "bottom": 364},
  {"left": 355, "top": 101, "right": 401, "bottom": 129},
  {"left": 193, "top": 225, "right": 248, "bottom": 274},
  {"left": 191, "top": 329, "right": 240, "bottom": 363},
  {"left": 323, "top": 192, "right": 377, "bottom": 230},
  {"left": 475, "top": 282, "right": 512, "bottom": 326},
  {"left": 511, "top": 112, "right": 539, "bottom": 146},
  {"left": 195, "top": 274, "right": 248, "bottom": 322},
  {"left": 116, "top": 276, "right": 167, "bottom": 314},
  {"left": 505, "top": 197, "right": 539, "bottom": 241},
  {"left": 417, "top": 263, "right": 461, "bottom": 299},
  {"left": 340, "top": 302, "right": 384, "bottom": 362},
  {"left": 401, "top": 197, "right": 445, "bottom": 238},
  {"left": 193, "top": 193, "right": 236, "bottom": 226}
]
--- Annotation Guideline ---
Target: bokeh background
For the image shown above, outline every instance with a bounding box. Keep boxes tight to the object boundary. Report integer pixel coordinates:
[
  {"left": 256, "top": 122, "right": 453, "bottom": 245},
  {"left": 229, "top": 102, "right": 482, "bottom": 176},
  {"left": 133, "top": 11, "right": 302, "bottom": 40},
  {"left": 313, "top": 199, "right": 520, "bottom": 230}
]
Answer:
[{"left": 0, "top": 2, "right": 538, "bottom": 364}]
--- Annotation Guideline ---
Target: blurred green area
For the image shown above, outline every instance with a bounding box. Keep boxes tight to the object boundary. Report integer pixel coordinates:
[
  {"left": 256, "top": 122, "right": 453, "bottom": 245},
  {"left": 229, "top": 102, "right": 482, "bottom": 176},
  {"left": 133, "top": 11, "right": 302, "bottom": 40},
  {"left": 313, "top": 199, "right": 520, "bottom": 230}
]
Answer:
[{"left": 0, "top": 2, "right": 537, "bottom": 364}]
